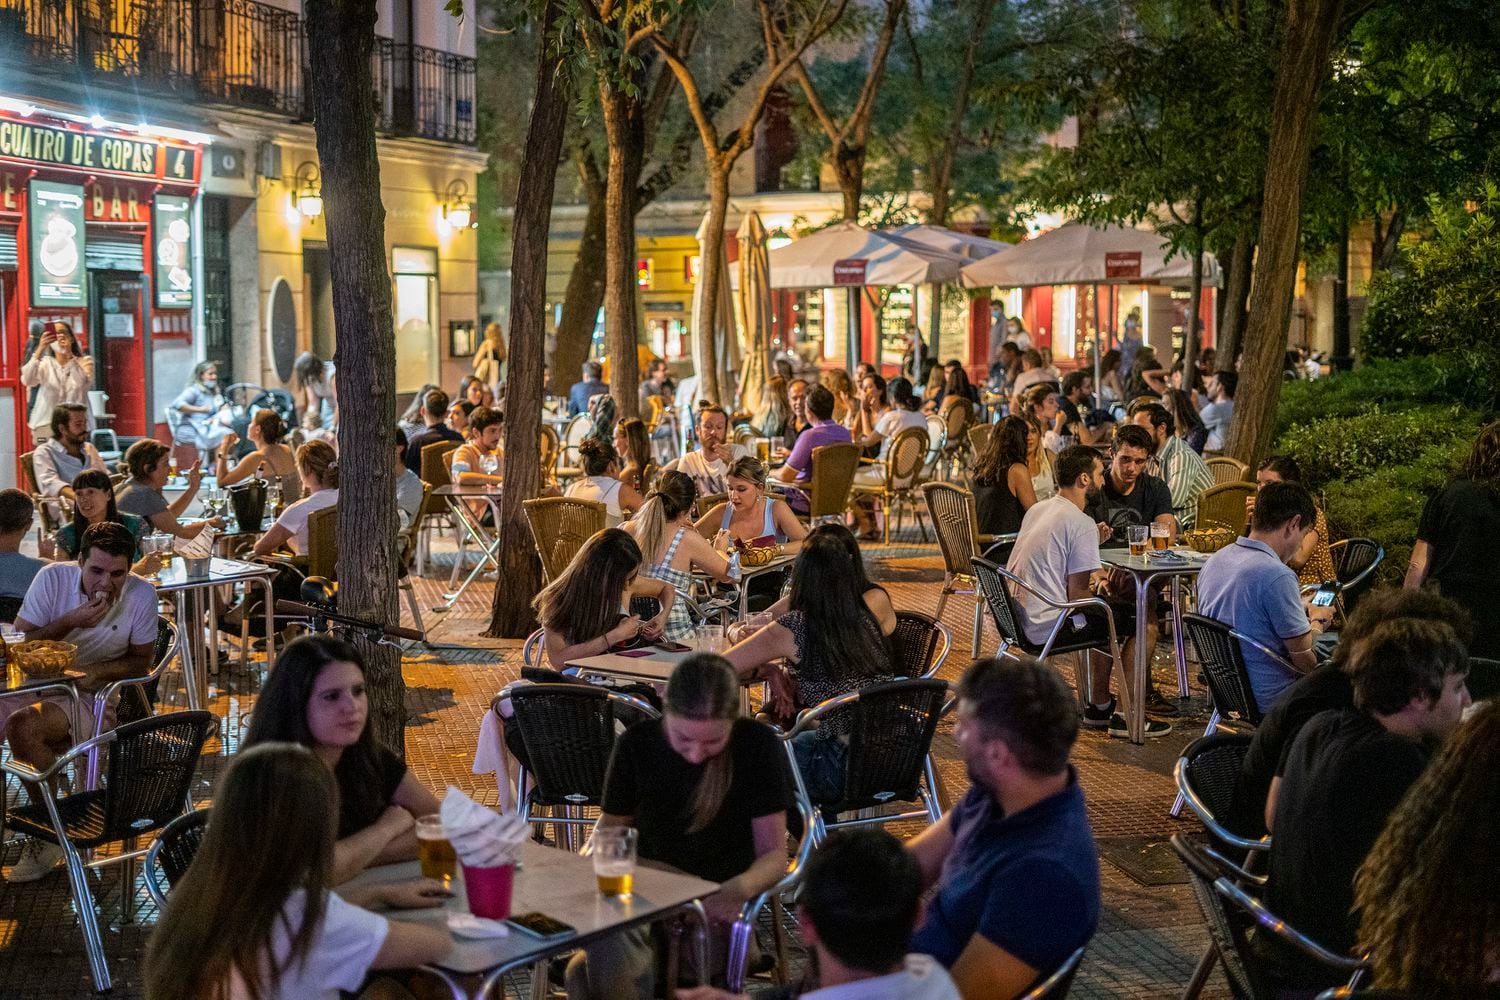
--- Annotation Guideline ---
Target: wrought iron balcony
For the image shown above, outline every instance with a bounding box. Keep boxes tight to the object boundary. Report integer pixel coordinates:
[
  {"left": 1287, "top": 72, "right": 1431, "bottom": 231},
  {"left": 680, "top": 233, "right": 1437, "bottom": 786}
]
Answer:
[{"left": 0, "top": 0, "right": 476, "bottom": 145}]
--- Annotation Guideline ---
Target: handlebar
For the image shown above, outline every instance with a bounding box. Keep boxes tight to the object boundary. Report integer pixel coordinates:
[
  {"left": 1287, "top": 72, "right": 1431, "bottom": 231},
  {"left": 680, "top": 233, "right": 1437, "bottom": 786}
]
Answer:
[{"left": 274, "top": 600, "right": 425, "bottom": 642}]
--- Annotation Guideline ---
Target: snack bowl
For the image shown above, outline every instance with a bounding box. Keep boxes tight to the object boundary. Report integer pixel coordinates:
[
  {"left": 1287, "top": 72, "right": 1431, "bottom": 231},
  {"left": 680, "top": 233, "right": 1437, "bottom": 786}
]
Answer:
[
  {"left": 1182, "top": 522, "right": 1236, "bottom": 554},
  {"left": 11, "top": 640, "right": 78, "bottom": 679}
]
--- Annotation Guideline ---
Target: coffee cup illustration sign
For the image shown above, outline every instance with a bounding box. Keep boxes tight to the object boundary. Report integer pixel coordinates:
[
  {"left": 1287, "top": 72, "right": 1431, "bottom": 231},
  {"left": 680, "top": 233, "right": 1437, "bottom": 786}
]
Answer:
[
  {"left": 28, "top": 181, "right": 87, "bottom": 307},
  {"left": 153, "top": 195, "right": 194, "bottom": 308}
]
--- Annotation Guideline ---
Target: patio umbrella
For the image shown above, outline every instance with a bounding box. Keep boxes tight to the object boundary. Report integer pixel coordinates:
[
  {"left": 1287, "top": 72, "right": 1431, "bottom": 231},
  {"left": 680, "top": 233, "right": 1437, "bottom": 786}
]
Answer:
[
  {"left": 959, "top": 221, "right": 1220, "bottom": 288},
  {"left": 692, "top": 212, "right": 739, "bottom": 407},
  {"left": 881, "top": 223, "right": 1012, "bottom": 261},
  {"left": 736, "top": 211, "right": 773, "bottom": 422}
]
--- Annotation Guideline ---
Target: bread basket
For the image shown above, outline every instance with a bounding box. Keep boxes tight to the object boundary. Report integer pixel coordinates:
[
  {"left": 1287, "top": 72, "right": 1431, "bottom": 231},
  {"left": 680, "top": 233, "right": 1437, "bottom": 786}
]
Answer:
[
  {"left": 10, "top": 640, "right": 78, "bottom": 679},
  {"left": 1182, "top": 521, "right": 1236, "bottom": 554}
]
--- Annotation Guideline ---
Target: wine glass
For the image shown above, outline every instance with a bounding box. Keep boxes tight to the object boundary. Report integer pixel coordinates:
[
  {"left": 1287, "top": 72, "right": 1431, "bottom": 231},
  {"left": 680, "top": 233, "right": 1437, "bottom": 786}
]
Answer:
[{"left": 481, "top": 454, "right": 499, "bottom": 477}]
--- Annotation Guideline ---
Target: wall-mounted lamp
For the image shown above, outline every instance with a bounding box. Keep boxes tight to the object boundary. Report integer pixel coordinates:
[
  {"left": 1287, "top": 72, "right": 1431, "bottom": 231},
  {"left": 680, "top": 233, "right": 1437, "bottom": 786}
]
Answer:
[
  {"left": 443, "top": 179, "right": 473, "bottom": 230},
  {"left": 294, "top": 161, "right": 323, "bottom": 219}
]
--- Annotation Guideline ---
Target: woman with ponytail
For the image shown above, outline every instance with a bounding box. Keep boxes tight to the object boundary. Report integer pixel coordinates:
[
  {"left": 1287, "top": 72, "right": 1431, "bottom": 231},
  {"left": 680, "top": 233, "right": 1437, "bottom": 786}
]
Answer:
[
  {"left": 625, "top": 471, "right": 737, "bottom": 640},
  {"left": 215, "top": 408, "right": 303, "bottom": 503},
  {"left": 566, "top": 654, "right": 792, "bottom": 1000}
]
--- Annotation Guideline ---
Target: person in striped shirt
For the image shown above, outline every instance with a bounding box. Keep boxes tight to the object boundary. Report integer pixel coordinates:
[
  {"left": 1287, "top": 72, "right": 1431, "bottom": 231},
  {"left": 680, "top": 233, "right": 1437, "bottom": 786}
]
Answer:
[{"left": 1130, "top": 401, "right": 1214, "bottom": 529}]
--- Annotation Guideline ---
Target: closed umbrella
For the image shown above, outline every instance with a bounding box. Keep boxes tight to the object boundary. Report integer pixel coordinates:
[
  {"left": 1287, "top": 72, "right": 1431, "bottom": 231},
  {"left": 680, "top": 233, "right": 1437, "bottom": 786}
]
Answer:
[
  {"left": 736, "top": 211, "right": 773, "bottom": 424},
  {"left": 692, "top": 212, "right": 739, "bottom": 407}
]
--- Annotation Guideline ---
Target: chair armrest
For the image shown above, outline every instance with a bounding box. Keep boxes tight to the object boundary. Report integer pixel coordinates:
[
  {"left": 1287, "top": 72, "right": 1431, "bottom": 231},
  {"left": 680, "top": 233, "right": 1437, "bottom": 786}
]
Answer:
[
  {"left": 1173, "top": 756, "right": 1271, "bottom": 855},
  {"left": 1229, "top": 627, "right": 1300, "bottom": 673},
  {"left": 734, "top": 793, "right": 816, "bottom": 926},
  {"left": 781, "top": 690, "right": 864, "bottom": 739},
  {"left": 0, "top": 727, "right": 121, "bottom": 783},
  {"left": 1215, "top": 878, "right": 1368, "bottom": 971}
]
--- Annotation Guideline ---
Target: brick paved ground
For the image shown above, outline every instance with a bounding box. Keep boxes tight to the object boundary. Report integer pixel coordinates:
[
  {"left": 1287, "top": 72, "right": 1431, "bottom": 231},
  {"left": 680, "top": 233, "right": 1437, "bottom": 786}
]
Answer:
[{"left": 0, "top": 526, "right": 1229, "bottom": 999}]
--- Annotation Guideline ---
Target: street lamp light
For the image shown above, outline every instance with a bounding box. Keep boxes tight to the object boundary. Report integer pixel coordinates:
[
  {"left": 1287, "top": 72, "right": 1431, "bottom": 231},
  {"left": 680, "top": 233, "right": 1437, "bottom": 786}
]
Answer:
[
  {"left": 294, "top": 161, "right": 323, "bottom": 220},
  {"left": 443, "top": 179, "right": 473, "bottom": 230}
]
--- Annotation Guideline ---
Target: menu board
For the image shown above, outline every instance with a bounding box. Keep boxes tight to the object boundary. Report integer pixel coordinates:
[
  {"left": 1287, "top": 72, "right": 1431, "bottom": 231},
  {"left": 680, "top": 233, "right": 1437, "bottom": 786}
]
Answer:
[
  {"left": 153, "top": 194, "right": 193, "bottom": 308},
  {"left": 28, "top": 180, "right": 86, "bottom": 307}
]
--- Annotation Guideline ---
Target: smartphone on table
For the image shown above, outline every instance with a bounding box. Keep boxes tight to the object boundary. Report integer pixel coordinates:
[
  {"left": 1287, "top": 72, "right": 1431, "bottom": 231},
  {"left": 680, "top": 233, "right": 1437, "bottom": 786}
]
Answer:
[{"left": 508, "top": 911, "right": 576, "bottom": 941}]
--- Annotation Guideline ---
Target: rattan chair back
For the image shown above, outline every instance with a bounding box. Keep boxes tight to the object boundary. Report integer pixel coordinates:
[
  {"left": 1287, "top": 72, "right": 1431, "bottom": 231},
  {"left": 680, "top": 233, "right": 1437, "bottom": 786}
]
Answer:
[
  {"left": 420, "top": 440, "right": 461, "bottom": 488},
  {"left": 886, "top": 426, "right": 930, "bottom": 491},
  {"left": 922, "top": 482, "right": 980, "bottom": 576},
  {"left": 833, "top": 679, "right": 948, "bottom": 812},
  {"left": 305, "top": 505, "right": 338, "bottom": 579},
  {"left": 539, "top": 424, "right": 561, "bottom": 481},
  {"left": 1206, "top": 456, "right": 1250, "bottom": 485},
  {"left": 523, "top": 496, "right": 606, "bottom": 582},
  {"left": 807, "top": 442, "right": 861, "bottom": 520},
  {"left": 890, "top": 610, "right": 947, "bottom": 679},
  {"left": 20, "top": 450, "right": 65, "bottom": 534},
  {"left": 145, "top": 808, "right": 210, "bottom": 906},
  {"left": 1177, "top": 732, "right": 1255, "bottom": 836},
  {"left": 561, "top": 413, "right": 592, "bottom": 463},
  {"left": 942, "top": 397, "right": 976, "bottom": 446},
  {"left": 971, "top": 556, "right": 1030, "bottom": 649},
  {"left": 1198, "top": 482, "right": 1254, "bottom": 531},
  {"left": 508, "top": 684, "right": 659, "bottom": 809},
  {"left": 1182, "top": 613, "right": 1264, "bottom": 724}
]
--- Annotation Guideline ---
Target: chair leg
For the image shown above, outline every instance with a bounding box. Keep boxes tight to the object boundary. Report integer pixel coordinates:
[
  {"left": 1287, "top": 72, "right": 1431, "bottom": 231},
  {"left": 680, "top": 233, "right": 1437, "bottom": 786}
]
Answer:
[
  {"left": 882, "top": 496, "right": 892, "bottom": 545},
  {"left": 934, "top": 581, "right": 952, "bottom": 622},
  {"left": 726, "top": 916, "right": 755, "bottom": 992},
  {"left": 61, "top": 843, "right": 112, "bottom": 992},
  {"left": 770, "top": 895, "right": 790, "bottom": 985},
  {"left": 1181, "top": 943, "right": 1219, "bottom": 1000},
  {"left": 402, "top": 580, "right": 427, "bottom": 640},
  {"left": 970, "top": 598, "right": 982, "bottom": 657}
]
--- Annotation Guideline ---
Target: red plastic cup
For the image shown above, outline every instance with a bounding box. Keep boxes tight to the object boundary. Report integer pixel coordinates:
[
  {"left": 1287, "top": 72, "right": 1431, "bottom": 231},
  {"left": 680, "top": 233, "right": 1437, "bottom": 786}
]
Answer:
[{"left": 462, "top": 862, "right": 516, "bottom": 920}]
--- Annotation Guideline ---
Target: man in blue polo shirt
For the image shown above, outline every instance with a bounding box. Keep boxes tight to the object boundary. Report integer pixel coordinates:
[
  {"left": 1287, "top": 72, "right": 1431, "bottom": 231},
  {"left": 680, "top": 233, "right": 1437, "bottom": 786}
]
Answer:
[
  {"left": 907, "top": 656, "right": 1100, "bottom": 998},
  {"left": 1196, "top": 480, "right": 1324, "bottom": 712}
]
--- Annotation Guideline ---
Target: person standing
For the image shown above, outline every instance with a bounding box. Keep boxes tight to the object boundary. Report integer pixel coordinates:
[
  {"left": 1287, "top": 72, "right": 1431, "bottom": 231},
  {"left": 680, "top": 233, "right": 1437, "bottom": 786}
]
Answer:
[
  {"left": 1405, "top": 420, "right": 1500, "bottom": 658},
  {"left": 21, "top": 321, "right": 93, "bottom": 445},
  {"left": 170, "top": 361, "right": 232, "bottom": 460},
  {"left": 1198, "top": 370, "right": 1237, "bottom": 451},
  {"left": 472, "top": 321, "right": 507, "bottom": 390},
  {"left": 293, "top": 351, "right": 338, "bottom": 428}
]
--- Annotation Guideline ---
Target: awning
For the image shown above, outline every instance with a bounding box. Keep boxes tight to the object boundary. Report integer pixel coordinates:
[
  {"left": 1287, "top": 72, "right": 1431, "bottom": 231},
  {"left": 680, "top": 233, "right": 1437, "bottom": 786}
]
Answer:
[
  {"left": 767, "top": 220, "right": 969, "bottom": 289},
  {"left": 960, "top": 222, "right": 1220, "bottom": 288}
]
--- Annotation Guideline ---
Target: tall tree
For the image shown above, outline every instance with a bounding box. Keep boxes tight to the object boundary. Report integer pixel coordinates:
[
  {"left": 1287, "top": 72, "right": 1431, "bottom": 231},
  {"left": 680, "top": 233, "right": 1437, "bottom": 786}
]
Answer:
[
  {"left": 653, "top": 0, "right": 851, "bottom": 406},
  {"left": 1226, "top": 0, "right": 1361, "bottom": 462},
  {"left": 487, "top": 0, "right": 572, "bottom": 637},
  {"left": 305, "top": 0, "right": 403, "bottom": 749},
  {"left": 790, "top": 0, "right": 907, "bottom": 221}
]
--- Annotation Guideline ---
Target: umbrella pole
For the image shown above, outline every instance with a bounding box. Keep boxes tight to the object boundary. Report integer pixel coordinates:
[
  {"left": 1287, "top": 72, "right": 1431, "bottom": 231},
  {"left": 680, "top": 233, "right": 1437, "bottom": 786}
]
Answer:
[
  {"left": 1092, "top": 282, "right": 1103, "bottom": 413},
  {"left": 846, "top": 286, "right": 861, "bottom": 378}
]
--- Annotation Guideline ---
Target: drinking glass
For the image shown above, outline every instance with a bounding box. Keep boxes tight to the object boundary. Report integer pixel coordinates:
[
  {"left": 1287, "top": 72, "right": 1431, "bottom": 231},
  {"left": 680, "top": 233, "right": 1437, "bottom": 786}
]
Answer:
[
  {"left": 1127, "top": 525, "right": 1149, "bottom": 557},
  {"left": 144, "top": 533, "right": 171, "bottom": 581},
  {"left": 592, "top": 826, "right": 638, "bottom": 897},
  {"left": 415, "top": 814, "right": 457, "bottom": 883},
  {"left": 695, "top": 624, "right": 726, "bottom": 654},
  {"left": 1150, "top": 523, "right": 1170, "bottom": 551},
  {"left": 167, "top": 457, "right": 178, "bottom": 483}
]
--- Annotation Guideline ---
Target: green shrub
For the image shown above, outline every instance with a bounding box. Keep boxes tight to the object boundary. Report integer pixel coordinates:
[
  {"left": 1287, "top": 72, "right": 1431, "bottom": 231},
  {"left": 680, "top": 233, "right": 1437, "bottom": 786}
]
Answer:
[
  {"left": 1273, "top": 356, "right": 1480, "bottom": 438},
  {"left": 1276, "top": 404, "right": 1474, "bottom": 490}
]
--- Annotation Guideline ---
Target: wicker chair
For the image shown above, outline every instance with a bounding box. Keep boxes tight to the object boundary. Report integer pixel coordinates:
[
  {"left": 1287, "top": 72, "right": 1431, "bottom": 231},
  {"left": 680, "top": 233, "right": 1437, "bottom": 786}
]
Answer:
[
  {"left": 967, "top": 423, "right": 993, "bottom": 464},
  {"left": 849, "top": 427, "right": 931, "bottom": 543},
  {"left": 557, "top": 413, "right": 592, "bottom": 484},
  {"left": 1327, "top": 538, "right": 1383, "bottom": 615},
  {"left": 539, "top": 424, "right": 561, "bottom": 486},
  {"left": 921, "top": 414, "right": 948, "bottom": 480},
  {"left": 920, "top": 481, "right": 986, "bottom": 656},
  {"left": 780, "top": 678, "right": 949, "bottom": 844},
  {"left": 523, "top": 496, "right": 606, "bottom": 582},
  {"left": 19, "top": 450, "right": 68, "bottom": 542},
  {"left": 1171, "top": 834, "right": 1369, "bottom": 999},
  {"left": 144, "top": 807, "right": 210, "bottom": 906},
  {"left": 396, "top": 482, "right": 432, "bottom": 638},
  {"left": 415, "top": 439, "right": 462, "bottom": 573},
  {"left": 1198, "top": 482, "right": 1255, "bottom": 531},
  {"left": 804, "top": 442, "right": 861, "bottom": 526},
  {"left": 890, "top": 610, "right": 950, "bottom": 679},
  {"left": 1, "top": 711, "right": 217, "bottom": 992},
  {"left": 110, "top": 616, "right": 179, "bottom": 734},
  {"left": 1206, "top": 456, "right": 1251, "bottom": 485},
  {"left": 504, "top": 683, "right": 659, "bottom": 848},
  {"left": 940, "top": 397, "right": 977, "bottom": 476}
]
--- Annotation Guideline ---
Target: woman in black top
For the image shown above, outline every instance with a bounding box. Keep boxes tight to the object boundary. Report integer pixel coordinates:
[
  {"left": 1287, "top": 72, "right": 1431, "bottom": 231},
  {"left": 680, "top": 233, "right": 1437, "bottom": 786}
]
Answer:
[
  {"left": 726, "top": 525, "right": 896, "bottom": 801},
  {"left": 568, "top": 655, "right": 791, "bottom": 999},
  {"left": 971, "top": 415, "right": 1037, "bottom": 539},
  {"left": 244, "top": 635, "right": 441, "bottom": 884}
]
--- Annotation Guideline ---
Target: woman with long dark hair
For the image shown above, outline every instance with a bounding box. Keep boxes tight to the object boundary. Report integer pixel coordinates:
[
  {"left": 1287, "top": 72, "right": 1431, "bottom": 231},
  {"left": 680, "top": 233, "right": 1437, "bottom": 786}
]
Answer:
[
  {"left": 533, "top": 527, "right": 674, "bottom": 668},
  {"left": 215, "top": 408, "right": 303, "bottom": 503},
  {"left": 144, "top": 742, "right": 451, "bottom": 1000},
  {"left": 612, "top": 417, "right": 653, "bottom": 494},
  {"left": 1162, "top": 387, "right": 1208, "bottom": 453},
  {"left": 244, "top": 636, "right": 442, "bottom": 883},
  {"left": 566, "top": 654, "right": 791, "bottom": 1000},
  {"left": 53, "top": 469, "right": 147, "bottom": 561},
  {"left": 1355, "top": 700, "right": 1500, "bottom": 992},
  {"left": 725, "top": 524, "right": 896, "bottom": 800},
  {"left": 1021, "top": 383, "right": 1060, "bottom": 501},
  {"left": 625, "top": 471, "right": 736, "bottom": 640},
  {"left": 971, "top": 415, "right": 1037, "bottom": 537},
  {"left": 21, "top": 321, "right": 92, "bottom": 444}
]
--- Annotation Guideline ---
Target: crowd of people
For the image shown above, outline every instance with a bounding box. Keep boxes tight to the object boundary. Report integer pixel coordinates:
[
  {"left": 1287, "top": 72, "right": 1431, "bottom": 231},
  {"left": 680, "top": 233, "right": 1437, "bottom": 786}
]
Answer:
[{"left": 2, "top": 322, "right": 1497, "bottom": 1000}]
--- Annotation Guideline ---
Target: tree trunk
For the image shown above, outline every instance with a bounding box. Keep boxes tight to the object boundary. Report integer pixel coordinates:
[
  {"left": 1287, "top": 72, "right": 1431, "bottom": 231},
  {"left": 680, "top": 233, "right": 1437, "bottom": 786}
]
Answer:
[
  {"left": 1218, "top": 228, "right": 1254, "bottom": 364},
  {"left": 1183, "top": 238, "right": 1204, "bottom": 378},
  {"left": 1371, "top": 207, "right": 1405, "bottom": 272},
  {"left": 305, "top": 0, "right": 402, "bottom": 751},
  {"left": 554, "top": 179, "right": 607, "bottom": 397},
  {"left": 1226, "top": 0, "right": 1344, "bottom": 464},
  {"left": 695, "top": 166, "right": 730, "bottom": 406},
  {"left": 833, "top": 143, "right": 864, "bottom": 221},
  {"left": 927, "top": 0, "right": 997, "bottom": 227},
  {"left": 601, "top": 91, "right": 642, "bottom": 419},
  {"left": 487, "top": 0, "right": 570, "bottom": 638}
]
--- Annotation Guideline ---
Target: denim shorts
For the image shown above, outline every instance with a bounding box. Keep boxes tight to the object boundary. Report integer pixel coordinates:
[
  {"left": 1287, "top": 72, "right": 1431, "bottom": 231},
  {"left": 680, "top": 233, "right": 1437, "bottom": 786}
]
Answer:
[{"left": 791, "top": 730, "right": 848, "bottom": 804}]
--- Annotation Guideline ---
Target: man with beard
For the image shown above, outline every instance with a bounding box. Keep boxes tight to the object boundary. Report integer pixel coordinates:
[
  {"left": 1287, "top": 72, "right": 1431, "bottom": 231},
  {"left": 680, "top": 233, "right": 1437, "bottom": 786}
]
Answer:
[
  {"left": 905, "top": 656, "right": 1100, "bottom": 998},
  {"left": 1006, "top": 445, "right": 1172, "bottom": 738},
  {"left": 30, "top": 403, "right": 106, "bottom": 502}
]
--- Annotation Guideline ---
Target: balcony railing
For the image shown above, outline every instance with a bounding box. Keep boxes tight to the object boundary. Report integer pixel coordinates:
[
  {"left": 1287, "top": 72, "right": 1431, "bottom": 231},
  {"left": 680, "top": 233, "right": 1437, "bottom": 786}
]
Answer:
[{"left": 0, "top": 0, "right": 476, "bottom": 145}]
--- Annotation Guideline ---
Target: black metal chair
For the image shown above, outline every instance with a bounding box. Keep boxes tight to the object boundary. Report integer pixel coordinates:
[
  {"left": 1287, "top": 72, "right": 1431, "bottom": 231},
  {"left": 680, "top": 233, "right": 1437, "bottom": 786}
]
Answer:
[
  {"left": 890, "top": 610, "right": 951, "bottom": 679},
  {"left": 725, "top": 792, "right": 817, "bottom": 992},
  {"left": 1328, "top": 538, "right": 1383, "bottom": 614},
  {"left": 1, "top": 711, "right": 217, "bottom": 992},
  {"left": 781, "top": 678, "right": 949, "bottom": 844},
  {"left": 1022, "top": 945, "right": 1086, "bottom": 999},
  {"left": 505, "top": 683, "right": 659, "bottom": 849},
  {"left": 1466, "top": 656, "right": 1498, "bottom": 702},
  {"left": 1171, "top": 834, "right": 1368, "bottom": 1000},
  {"left": 113, "top": 616, "right": 179, "bottom": 729},
  {"left": 0, "top": 595, "right": 21, "bottom": 624},
  {"left": 144, "top": 807, "right": 211, "bottom": 907},
  {"left": 1316, "top": 990, "right": 1477, "bottom": 999}
]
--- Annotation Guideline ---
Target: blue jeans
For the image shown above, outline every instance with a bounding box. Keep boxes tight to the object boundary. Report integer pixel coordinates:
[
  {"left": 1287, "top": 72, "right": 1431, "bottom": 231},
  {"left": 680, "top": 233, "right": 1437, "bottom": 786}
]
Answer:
[{"left": 792, "top": 731, "right": 848, "bottom": 804}]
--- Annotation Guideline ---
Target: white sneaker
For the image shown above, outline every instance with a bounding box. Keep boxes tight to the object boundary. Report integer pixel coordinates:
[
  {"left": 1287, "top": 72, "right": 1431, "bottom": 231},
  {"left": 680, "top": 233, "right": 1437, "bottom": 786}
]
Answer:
[{"left": 6, "top": 840, "right": 65, "bottom": 883}]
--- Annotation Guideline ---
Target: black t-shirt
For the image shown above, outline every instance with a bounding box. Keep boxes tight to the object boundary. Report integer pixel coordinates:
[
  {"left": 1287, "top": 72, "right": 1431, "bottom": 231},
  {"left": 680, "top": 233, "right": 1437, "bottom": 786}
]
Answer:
[
  {"left": 1088, "top": 469, "right": 1173, "bottom": 533},
  {"left": 1267, "top": 708, "right": 1430, "bottom": 957},
  {"left": 1417, "top": 477, "right": 1500, "bottom": 657},
  {"left": 974, "top": 478, "right": 1027, "bottom": 536},
  {"left": 1227, "top": 665, "right": 1353, "bottom": 839},
  {"left": 336, "top": 744, "right": 408, "bottom": 840},
  {"left": 404, "top": 424, "right": 464, "bottom": 475},
  {"left": 602, "top": 717, "right": 792, "bottom": 883}
]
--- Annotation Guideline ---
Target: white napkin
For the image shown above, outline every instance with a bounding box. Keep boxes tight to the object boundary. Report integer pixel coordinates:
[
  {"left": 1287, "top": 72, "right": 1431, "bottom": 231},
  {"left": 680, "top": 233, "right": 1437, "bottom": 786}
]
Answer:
[
  {"left": 439, "top": 785, "right": 528, "bottom": 867},
  {"left": 447, "top": 912, "right": 511, "bottom": 939}
]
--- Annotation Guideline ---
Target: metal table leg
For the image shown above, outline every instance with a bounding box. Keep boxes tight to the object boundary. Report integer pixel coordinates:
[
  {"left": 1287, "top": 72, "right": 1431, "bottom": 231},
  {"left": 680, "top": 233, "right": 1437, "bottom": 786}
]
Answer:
[
  {"left": 435, "top": 497, "right": 502, "bottom": 612},
  {"left": 1172, "top": 575, "right": 1191, "bottom": 699},
  {"left": 1129, "top": 575, "right": 1150, "bottom": 744}
]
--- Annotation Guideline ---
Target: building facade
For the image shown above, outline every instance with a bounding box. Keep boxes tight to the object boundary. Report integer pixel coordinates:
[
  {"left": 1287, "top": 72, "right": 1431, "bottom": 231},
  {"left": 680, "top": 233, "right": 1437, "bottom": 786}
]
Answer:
[{"left": 0, "top": 0, "right": 481, "bottom": 488}]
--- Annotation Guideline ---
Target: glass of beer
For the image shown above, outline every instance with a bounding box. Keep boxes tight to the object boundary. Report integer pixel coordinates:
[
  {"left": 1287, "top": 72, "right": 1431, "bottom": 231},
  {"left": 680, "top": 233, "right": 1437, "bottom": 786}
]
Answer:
[
  {"left": 592, "top": 826, "right": 637, "bottom": 897},
  {"left": 1127, "top": 525, "right": 1149, "bottom": 557},
  {"left": 756, "top": 439, "right": 771, "bottom": 464},
  {"left": 1150, "top": 523, "right": 1170, "bottom": 551},
  {"left": 416, "top": 814, "right": 457, "bottom": 883}
]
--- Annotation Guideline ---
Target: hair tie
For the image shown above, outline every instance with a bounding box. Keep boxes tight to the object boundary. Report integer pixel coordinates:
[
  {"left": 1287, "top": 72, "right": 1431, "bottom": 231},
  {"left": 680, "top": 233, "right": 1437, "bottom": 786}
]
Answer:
[{"left": 327, "top": 460, "right": 339, "bottom": 471}]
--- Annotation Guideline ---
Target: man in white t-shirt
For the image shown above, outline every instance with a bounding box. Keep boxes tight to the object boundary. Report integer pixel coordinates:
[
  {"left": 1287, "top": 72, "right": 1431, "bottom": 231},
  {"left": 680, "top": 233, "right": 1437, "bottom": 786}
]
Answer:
[
  {"left": 1004, "top": 446, "right": 1170, "bottom": 739},
  {"left": 668, "top": 403, "right": 747, "bottom": 497},
  {"left": 7, "top": 522, "right": 158, "bottom": 881}
]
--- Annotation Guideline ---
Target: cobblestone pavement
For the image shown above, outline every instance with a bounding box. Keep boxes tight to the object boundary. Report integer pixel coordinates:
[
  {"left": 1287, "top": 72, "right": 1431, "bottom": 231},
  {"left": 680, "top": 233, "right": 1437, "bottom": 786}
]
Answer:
[{"left": 0, "top": 529, "right": 1229, "bottom": 998}]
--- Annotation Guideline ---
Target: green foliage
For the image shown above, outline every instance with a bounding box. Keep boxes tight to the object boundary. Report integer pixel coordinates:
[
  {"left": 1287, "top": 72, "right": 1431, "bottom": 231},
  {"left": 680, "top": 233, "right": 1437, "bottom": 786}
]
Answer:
[
  {"left": 1277, "top": 404, "right": 1472, "bottom": 489},
  {"left": 1360, "top": 190, "right": 1500, "bottom": 406},
  {"left": 1273, "top": 355, "right": 1483, "bottom": 438}
]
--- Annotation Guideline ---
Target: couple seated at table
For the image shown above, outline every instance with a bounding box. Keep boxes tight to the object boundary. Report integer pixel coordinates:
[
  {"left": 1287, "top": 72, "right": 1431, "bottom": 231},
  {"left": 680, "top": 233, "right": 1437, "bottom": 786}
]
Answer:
[{"left": 4, "top": 522, "right": 159, "bottom": 882}]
